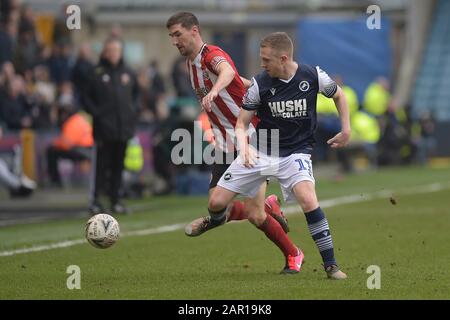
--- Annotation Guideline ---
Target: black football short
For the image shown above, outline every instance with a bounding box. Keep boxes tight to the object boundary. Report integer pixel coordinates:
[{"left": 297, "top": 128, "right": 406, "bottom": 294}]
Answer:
[
  {"left": 208, "top": 151, "right": 270, "bottom": 189},
  {"left": 209, "top": 151, "right": 238, "bottom": 189}
]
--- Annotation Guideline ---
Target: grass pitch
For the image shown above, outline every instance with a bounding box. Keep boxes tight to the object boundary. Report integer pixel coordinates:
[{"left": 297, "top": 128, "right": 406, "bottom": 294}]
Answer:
[{"left": 1, "top": 166, "right": 449, "bottom": 299}]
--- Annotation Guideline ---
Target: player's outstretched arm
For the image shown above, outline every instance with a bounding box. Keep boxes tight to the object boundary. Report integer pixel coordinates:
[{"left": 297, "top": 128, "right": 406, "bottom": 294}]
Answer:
[
  {"left": 201, "top": 62, "right": 236, "bottom": 112},
  {"left": 236, "top": 109, "right": 258, "bottom": 168},
  {"left": 327, "top": 86, "right": 351, "bottom": 148}
]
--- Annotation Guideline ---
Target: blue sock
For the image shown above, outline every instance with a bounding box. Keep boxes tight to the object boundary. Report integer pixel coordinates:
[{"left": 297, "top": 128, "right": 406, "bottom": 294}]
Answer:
[{"left": 304, "top": 207, "right": 337, "bottom": 269}]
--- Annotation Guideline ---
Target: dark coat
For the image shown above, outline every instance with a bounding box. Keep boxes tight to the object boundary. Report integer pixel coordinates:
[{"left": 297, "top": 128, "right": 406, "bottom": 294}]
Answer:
[{"left": 82, "top": 58, "right": 139, "bottom": 142}]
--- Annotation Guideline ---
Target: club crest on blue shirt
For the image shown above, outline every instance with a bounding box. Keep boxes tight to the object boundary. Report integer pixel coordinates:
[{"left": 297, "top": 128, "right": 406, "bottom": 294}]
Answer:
[{"left": 299, "top": 81, "right": 310, "bottom": 92}]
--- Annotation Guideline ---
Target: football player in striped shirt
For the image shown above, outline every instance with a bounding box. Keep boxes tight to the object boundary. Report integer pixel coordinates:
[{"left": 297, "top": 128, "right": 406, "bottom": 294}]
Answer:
[{"left": 167, "top": 12, "right": 303, "bottom": 274}]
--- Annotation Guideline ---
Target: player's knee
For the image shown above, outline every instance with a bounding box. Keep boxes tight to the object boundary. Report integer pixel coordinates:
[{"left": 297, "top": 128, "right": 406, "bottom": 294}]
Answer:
[
  {"left": 247, "top": 213, "right": 266, "bottom": 226},
  {"left": 245, "top": 204, "right": 266, "bottom": 226},
  {"left": 208, "top": 196, "right": 227, "bottom": 212},
  {"left": 299, "top": 194, "right": 318, "bottom": 212}
]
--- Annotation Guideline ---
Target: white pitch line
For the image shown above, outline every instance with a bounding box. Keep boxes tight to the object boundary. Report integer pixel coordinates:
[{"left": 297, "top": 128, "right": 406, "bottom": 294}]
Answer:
[
  {"left": 283, "top": 181, "right": 450, "bottom": 215},
  {"left": 0, "top": 223, "right": 188, "bottom": 257},
  {"left": 1, "top": 181, "right": 449, "bottom": 257},
  {"left": 0, "top": 239, "right": 86, "bottom": 257}
]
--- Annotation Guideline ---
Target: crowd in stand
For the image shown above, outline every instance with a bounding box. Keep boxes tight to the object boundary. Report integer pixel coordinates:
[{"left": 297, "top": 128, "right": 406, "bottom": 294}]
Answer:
[
  {"left": 0, "top": 1, "right": 197, "bottom": 133},
  {"left": 0, "top": 0, "right": 437, "bottom": 198},
  {"left": 315, "top": 76, "right": 436, "bottom": 177},
  {"left": 0, "top": 0, "right": 198, "bottom": 198}
]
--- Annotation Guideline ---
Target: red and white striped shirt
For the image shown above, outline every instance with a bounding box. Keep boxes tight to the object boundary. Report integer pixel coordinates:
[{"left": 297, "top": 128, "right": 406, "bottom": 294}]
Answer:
[{"left": 188, "top": 44, "right": 256, "bottom": 152}]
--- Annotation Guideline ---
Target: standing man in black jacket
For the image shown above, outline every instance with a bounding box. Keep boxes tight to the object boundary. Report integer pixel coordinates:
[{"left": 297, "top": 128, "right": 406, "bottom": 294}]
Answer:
[{"left": 83, "top": 37, "right": 139, "bottom": 215}]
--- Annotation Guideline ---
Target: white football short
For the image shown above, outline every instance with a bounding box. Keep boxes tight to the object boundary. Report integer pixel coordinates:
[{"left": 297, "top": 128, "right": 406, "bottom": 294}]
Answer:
[{"left": 217, "top": 152, "right": 315, "bottom": 202}]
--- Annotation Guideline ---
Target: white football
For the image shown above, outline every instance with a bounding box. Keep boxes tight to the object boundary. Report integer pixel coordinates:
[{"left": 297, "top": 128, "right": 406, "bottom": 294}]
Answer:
[{"left": 85, "top": 214, "right": 120, "bottom": 249}]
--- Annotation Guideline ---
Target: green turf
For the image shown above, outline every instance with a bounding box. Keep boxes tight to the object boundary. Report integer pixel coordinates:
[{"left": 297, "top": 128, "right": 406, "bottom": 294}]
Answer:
[{"left": 0, "top": 166, "right": 449, "bottom": 299}]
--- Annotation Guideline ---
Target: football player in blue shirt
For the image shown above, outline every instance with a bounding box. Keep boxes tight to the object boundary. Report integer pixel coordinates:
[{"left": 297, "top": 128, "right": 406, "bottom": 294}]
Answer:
[{"left": 210, "top": 32, "right": 350, "bottom": 279}]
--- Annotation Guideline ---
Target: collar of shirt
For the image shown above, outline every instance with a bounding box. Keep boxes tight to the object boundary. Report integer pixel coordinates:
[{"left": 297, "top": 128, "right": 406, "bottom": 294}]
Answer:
[{"left": 192, "top": 43, "right": 207, "bottom": 65}]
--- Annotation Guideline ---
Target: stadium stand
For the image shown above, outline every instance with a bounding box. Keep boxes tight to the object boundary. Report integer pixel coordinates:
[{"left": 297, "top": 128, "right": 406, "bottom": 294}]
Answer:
[{"left": 412, "top": 0, "right": 450, "bottom": 121}]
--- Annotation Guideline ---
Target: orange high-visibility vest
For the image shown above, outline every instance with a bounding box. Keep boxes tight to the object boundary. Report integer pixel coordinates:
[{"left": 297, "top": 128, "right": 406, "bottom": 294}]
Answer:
[{"left": 53, "top": 113, "right": 94, "bottom": 151}]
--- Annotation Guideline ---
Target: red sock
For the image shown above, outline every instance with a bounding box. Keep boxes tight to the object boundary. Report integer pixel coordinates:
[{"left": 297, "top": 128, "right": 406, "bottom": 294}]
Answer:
[
  {"left": 227, "top": 201, "right": 248, "bottom": 221},
  {"left": 258, "top": 214, "right": 298, "bottom": 257}
]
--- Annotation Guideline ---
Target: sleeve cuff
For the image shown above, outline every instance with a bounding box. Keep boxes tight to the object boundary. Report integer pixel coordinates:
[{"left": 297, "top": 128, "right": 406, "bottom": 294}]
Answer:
[{"left": 242, "top": 104, "right": 259, "bottom": 111}]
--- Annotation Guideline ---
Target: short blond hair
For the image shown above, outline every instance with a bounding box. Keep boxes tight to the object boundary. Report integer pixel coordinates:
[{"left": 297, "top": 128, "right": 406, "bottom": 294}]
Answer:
[{"left": 260, "top": 32, "right": 293, "bottom": 57}]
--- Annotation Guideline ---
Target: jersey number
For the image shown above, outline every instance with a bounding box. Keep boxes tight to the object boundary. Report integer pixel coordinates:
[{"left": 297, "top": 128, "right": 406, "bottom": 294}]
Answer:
[{"left": 294, "top": 159, "right": 312, "bottom": 176}]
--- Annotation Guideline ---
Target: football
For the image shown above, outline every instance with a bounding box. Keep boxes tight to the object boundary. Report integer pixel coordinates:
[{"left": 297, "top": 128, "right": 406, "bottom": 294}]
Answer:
[{"left": 85, "top": 214, "right": 120, "bottom": 249}]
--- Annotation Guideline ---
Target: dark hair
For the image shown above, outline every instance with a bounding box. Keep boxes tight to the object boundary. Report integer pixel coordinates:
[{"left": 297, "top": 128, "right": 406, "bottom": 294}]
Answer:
[{"left": 166, "top": 12, "right": 199, "bottom": 30}]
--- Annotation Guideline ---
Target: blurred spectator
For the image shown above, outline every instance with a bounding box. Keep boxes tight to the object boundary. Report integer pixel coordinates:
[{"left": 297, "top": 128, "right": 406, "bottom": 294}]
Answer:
[
  {"left": 33, "top": 64, "right": 56, "bottom": 105},
  {"left": 335, "top": 76, "right": 378, "bottom": 172},
  {"left": 122, "top": 135, "right": 145, "bottom": 198},
  {"left": 315, "top": 76, "right": 380, "bottom": 174},
  {"left": 7, "top": 3, "right": 20, "bottom": 26},
  {"left": 314, "top": 93, "right": 340, "bottom": 162},
  {"left": 36, "top": 45, "right": 51, "bottom": 66},
  {"left": 14, "top": 4, "right": 41, "bottom": 74},
  {"left": 52, "top": 3, "right": 72, "bottom": 45},
  {"left": 197, "top": 110, "right": 214, "bottom": 144},
  {"left": 0, "top": 20, "right": 17, "bottom": 65},
  {"left": 147, "top": 60, "right": 166, "bottom": 114},
  {"left": 0, "top": 124, "right": 36, "bottom": 197},
  {"left": 0, "top": 157, "right": 36, "bottom": 197},
  {"left": 46, "top": 95, "right": 93, "bottom": 187},
  {"left": 18, "top": 4, "right": 36, "bottom": 37},
  {"left": 29, "top": 64, "right": 56, "bottom": 129},
  {"left": 136, "top": 69, "right": 153, "bottom": 123},
  {"left": 58, "top": 80, "right": 75, "bottom": 102},
  {"left": 377, "top": 102, "right": 410, "bottom": 166},
  {"left": 109, "top": 23, "right": 124, "bottom": 40},
  {"left": 0, "top": 0, "right": 12, "bottom": 23},
  {"left": 150, "top": 107, "right": 177, "bottom": 195},
  {"left": 138, "top": 60, "right": 167, "bottom": 125},
  {"left": 0, "top": 60, "right": 15, "bottom": 86},
  {"left": 0, "top": 74, "right": 32, "bottom": 130},
  {"left": 171, "top": 56, "right": 195, "bottom": 99},
  {"left": 173, "top": 106, "right": 210, "bottom": 195},
  {"left": 413, "top": 110, "right": 436, "bottom": 165},
  {"left": 0, "top": 0, "right": 21, "bottom": 24},
  {"left": 347, "top": 110, "right": 380, "bottom": 170},
  {"left": 363, "top": 77, "right": 391, "bottom": 117},
  {"left": 335, "top": 75, "right": 359, "bottom": 115},
  {"left": 151, "top": 103, "right": 208, "bottom": 196},
  {"left": 46, "top": 42, "right": 73, "bottom": 85},
  {"left": 71, "top": 42, "right": 94, "bottom": 103},
  {"left": 82, "top": 37, "right": 139, "bottom": 215}
]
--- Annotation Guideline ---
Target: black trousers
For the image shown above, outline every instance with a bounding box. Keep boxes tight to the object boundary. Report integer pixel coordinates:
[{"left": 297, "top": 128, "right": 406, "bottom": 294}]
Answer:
[
  {"left": 91, "top": 139, "right": 127, "bottom": 205},
  {"left": 47, "top": 146, "right": 92, "bottom": 185}
]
